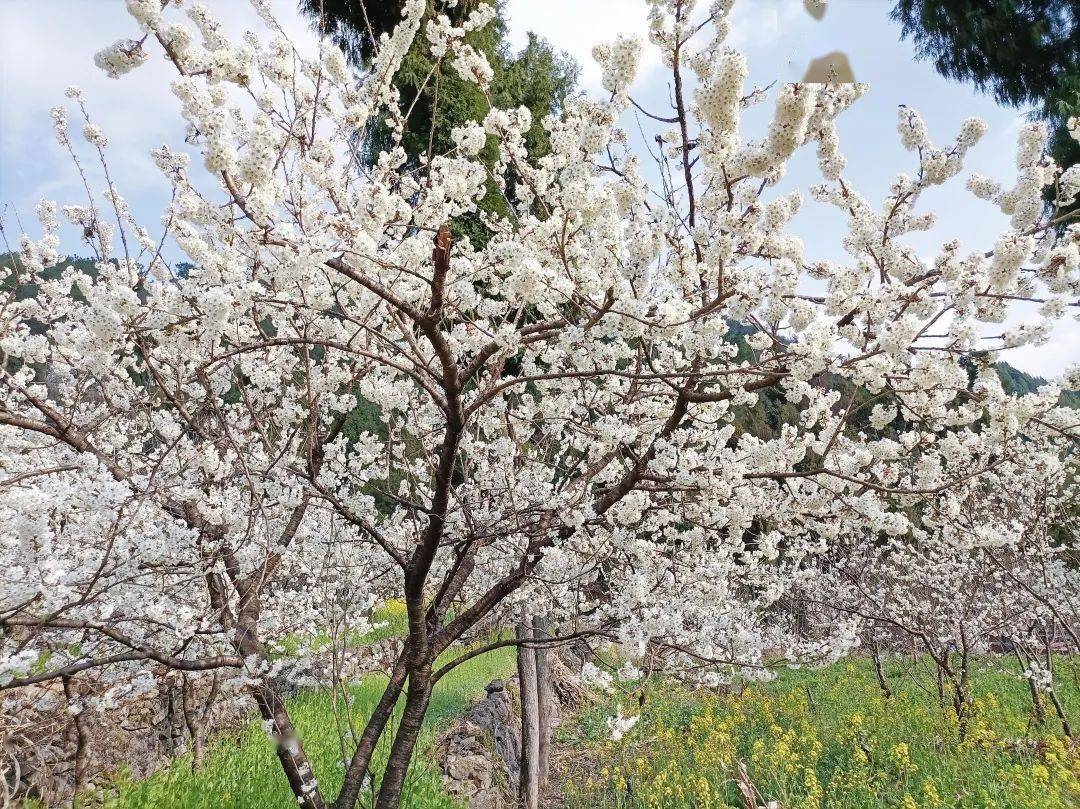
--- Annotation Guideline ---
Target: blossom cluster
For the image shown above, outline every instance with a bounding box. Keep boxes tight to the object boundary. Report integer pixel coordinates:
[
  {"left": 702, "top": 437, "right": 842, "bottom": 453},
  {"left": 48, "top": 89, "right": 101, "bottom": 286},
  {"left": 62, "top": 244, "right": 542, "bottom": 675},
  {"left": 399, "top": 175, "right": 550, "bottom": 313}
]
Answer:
[{"left": 1, "top": 1, "right": 1077, "bottom": 804}]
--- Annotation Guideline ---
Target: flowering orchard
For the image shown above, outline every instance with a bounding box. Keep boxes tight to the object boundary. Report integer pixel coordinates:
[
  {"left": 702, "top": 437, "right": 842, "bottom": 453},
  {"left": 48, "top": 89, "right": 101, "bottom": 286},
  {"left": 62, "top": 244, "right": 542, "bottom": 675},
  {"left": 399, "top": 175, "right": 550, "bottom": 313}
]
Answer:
[
  {"left": 1, "top": 0, "right": 1078, "bottom": 807},
  {"left": 790, "top": 442, "right": 1079, "bottom": 740},
  {"left": 564, "top": 660, "right": 1080, "bottom": 809}
]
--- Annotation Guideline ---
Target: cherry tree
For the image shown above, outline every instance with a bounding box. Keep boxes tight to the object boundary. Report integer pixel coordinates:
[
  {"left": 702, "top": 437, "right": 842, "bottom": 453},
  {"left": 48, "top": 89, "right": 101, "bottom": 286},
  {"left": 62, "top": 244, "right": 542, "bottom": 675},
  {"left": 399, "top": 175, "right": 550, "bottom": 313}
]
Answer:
[
  {"left": 2, "top": 0, "right": 1078, "bottom": 806},
  {"left": 792, "top": 419, "right": 1077, "bottom": 737}
]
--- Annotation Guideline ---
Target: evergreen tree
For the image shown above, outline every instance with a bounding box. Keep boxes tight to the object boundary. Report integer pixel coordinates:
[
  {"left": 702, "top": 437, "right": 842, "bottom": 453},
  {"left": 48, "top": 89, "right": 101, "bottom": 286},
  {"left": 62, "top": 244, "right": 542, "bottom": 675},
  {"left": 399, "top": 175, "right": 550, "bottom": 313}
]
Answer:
[
  {"left": 298, "top": 0, "right": 579, "bottom": 246},
  {"left": 892, "top": 1, "right": 1078, "bottom": 218}
]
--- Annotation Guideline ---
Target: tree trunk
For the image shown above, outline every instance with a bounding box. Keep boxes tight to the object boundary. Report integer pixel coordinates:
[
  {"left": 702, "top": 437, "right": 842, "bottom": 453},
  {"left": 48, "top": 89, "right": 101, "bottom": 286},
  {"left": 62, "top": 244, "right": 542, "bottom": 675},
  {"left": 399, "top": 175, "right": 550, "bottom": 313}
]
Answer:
[
  {"left": 1041, "top": 641, "right": 1074, "bottom": 739},
  {"left": 253, "top": 683, "right": 327, "bottom": 809},
  {"left": 191, "top": 729, "right": 205, "bottom": 771},
  {"left": 871, "top": 640, "right": 892, "bottom": 700},
  {"left": 161, "top": 683, "right": 180, "bottom": 757},
  {"left": 180, "top": 675, "right": 206, "bottom": 769},
  {"left": 1016, "top": 649, "right": 1047, "bottom": 725},
  {"left": 1026, "top": 676, "right": 1047, "bottom": 724},
  {"left": 62, "top": 676, "right": 89, "bottom": 803},
  {"left": 533, "top": 615, "right": 557, "bottom": 794},
  {"left": 373, "top": 670, "right": 433, "bottom": 809},
  {"left": 1047, "top": 684, "right": 1074, "bottom": 739},
  {"left": 517, "top": 616, "right": 540, "bottom": 809},
  {"left": 333, "top": 654, "right": 409, "bottom": 809},
  {"left": 950, "top": 651, "right": 971, "bottom": 741}
]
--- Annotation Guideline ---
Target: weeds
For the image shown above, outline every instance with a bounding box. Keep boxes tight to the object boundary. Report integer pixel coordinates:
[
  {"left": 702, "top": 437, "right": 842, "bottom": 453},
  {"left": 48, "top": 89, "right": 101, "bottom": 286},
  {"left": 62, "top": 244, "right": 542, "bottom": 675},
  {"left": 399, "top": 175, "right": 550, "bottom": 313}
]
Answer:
[{"left": 562, "top": 657, "right": 1080, "bottom": 809}]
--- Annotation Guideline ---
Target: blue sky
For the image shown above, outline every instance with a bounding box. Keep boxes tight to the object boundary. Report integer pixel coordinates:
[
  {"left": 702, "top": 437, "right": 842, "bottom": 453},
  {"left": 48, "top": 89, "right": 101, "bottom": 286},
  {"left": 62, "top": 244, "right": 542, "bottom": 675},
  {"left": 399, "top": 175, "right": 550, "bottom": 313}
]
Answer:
[{"left": 1, "top": 0, "right": 1076, "bottom": 377}]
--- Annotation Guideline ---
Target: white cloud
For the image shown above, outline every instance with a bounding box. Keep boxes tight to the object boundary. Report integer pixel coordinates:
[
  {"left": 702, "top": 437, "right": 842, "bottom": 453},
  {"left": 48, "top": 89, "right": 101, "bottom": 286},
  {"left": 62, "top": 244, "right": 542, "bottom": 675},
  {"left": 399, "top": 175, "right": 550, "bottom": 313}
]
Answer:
[
  {"left": 504, "top": 0, "right": 658, "bottom": 94},
  {"left": 0, "top": 0, "right": 1074, "bottom": 378},
  {"left": 727, "top": 0, "right": 804, "bottom": 51},
  {"left": 0, "top": 1, "right": 319, "bottom": 218}
]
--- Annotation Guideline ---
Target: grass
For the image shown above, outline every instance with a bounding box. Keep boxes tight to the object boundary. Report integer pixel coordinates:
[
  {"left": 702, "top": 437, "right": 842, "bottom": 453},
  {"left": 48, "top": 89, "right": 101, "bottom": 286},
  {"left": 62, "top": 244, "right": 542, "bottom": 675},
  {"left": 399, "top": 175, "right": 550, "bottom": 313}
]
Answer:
[
  {"left": 561, "top": 656, "right": 1080, "bottom": 809},
  {"left": 101, "top": 602, "right": 514, "bottom": 809},
  {"left": 272, "top": 600, "right": 413, "bottom": 659},
  {"left": 67, "top": 613, "right": 1080, "bottom": 809}
]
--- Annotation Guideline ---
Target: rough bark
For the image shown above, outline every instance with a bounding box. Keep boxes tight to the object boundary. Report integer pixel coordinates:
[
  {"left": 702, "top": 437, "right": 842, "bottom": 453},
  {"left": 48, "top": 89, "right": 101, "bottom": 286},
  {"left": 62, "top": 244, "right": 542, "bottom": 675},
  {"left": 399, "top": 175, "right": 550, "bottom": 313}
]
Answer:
[
  {"left": 517, "top": 617, "right": 540, "bottom": 809},
  {"left": 1016, "top": 648, "right": 1047, "bottom": 725},
  {"left": 1042, "top": 643, "right": 1074, "bottom": 739},
  {"left": 871, "top": 640, "right": 893, "bottom": 701},
  {"left": 333, "top": 654, "right": 410, "bottom": 809},
  {"left": 62, "top": 676, "right": 89, "bottom": 803},
  {"left": 533, "top": 615, "right": 557, "bottom": 793},
  {"left": 373, "top": 673, "right": 433, "bottom": 809},
  {"left": 230, "top": 586, "right": 327, "bottom": 809},
  {"left": 1047, "top": 684, "right": 1074, "bottom": 739},
  {"left": 950, "top": 650, "right": 972, "bottom": 741},
  {"left": 253, "top": 683, "right": 327, "bottom": 809}
]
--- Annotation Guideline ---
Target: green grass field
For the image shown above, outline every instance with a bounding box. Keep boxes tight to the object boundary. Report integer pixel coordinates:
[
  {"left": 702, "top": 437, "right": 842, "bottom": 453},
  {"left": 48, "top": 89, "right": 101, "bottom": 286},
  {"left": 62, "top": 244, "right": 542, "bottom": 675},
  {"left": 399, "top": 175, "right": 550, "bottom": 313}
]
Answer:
[
  {"left": 101, "top": 602, "right": 513, "bottom": 809},
  {"left": 93, "top": 627, "right": 1080, "bottom": 809},
  {"left": 272, "top": 600, "right": 413, "bottom": 659},
  {"left": 560, "top": 657, "right": 1080, "bottom": 809}
]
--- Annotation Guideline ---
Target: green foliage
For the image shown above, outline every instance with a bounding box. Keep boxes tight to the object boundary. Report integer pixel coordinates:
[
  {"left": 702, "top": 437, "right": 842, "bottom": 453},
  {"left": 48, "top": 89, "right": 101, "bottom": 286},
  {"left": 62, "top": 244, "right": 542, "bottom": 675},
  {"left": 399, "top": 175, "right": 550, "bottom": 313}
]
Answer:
[
  {"left": 0, "top": 252, "right": 97, "bottom": 307},
  {"left": 892, "top": 1, "right": 1077, "bottom": 110},
  {"left": 996, "top": 360, "right": 1080, "bottom": 408},
  {"left": 891, "top": 1, "right": 1079, "bottom": 218},
  {"left": 272, "top": 599, "right": 411, "bottom": 659},
  {"left": 298, "top": 0, "right": 578, "bottom": 246},
  {"left": 721, "top": 319, "right": 1079, "bottom": 444},
  {"left": 563, "top": 656, "right": 1080, "bottom": 808},
  {"left": 298, "top": 0, "right": 463, "bottom": 67}
]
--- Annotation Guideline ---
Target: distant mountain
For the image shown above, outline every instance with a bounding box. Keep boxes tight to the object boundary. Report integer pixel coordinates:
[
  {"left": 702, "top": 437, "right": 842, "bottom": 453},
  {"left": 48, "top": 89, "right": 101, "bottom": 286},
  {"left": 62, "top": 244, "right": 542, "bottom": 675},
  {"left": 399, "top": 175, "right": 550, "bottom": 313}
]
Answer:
[
  {"left": 996, "top": 361, "right": 1080, "bottom": 409},
  {"left": 723, "top": 323, "right": 1078, "bottom": 440},
  {"left": 0, "top": 253, "right": 99, "bottom": 299}
]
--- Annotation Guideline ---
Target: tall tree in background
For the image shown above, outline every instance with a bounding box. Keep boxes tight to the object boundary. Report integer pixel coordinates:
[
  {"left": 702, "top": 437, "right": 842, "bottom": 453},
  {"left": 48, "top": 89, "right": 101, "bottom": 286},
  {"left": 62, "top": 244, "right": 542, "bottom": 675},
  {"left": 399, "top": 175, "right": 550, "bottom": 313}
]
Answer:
[
  {"left": 299, "top": 0, "right": 578, "bottom": 245},
  {"left": 892, "top": 0, "right": 1079, "bottom": 217}
]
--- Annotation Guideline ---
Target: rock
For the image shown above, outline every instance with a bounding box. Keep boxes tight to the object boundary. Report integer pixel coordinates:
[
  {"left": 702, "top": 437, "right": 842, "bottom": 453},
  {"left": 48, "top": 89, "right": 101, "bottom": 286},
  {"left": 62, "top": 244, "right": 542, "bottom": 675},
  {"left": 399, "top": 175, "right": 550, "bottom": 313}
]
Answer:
[
  {"left": 447, "top": 753, "right": 492, "bottom": 787},
  {"left": 436, "top": 657, "right": 589, "bottom": 807},
  {"left": 437, "top": 678, "right": 520, "bottom": 808},
  {"left": 2, "top": 670, "right": 248, "bottom": 805}
]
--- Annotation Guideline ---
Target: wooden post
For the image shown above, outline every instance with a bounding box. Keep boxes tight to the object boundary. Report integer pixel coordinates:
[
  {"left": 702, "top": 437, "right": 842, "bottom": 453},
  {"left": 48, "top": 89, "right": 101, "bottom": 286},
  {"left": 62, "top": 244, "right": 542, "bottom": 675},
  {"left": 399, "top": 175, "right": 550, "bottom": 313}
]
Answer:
[
  {"left": 534, "top": 614, "right": 558, "bottom": 793},
  {"left": 517, "top": 612, "right": 540, "bottom": 809}
]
